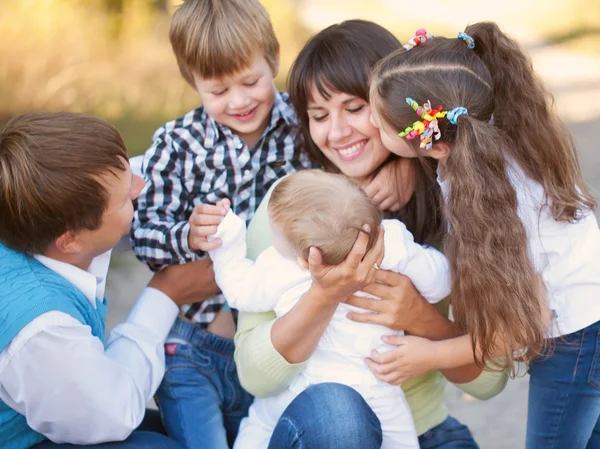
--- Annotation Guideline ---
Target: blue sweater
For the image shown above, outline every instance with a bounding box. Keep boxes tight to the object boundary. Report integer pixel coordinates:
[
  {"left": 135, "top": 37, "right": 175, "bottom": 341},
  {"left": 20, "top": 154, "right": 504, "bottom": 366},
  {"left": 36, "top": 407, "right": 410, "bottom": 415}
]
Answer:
[{"left": 0, "top": 243, "right": 107, "bottom": 449}]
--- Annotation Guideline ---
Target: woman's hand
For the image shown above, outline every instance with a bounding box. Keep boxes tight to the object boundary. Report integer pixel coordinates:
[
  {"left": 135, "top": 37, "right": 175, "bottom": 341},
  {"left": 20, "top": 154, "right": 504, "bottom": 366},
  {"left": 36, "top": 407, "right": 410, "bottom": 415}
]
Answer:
[
  {"left": 300, "top": 225, "right": 385, "bottom": 303},
  {"left": 344, "top": 270, "right": 446, "bottom": 336},
  {"left": 362, "top": 157, "right": 415, "bottom": 212},
  {"left": 366, "top": 335, "right": 440, "bottom": 385}
]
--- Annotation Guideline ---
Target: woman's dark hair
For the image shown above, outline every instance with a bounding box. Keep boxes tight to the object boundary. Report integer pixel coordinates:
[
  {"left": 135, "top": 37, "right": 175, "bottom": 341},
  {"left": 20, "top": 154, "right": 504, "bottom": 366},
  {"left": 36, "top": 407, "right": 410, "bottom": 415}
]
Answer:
[{"left": 288, "top": 20, "right": 443, "bottom": 247}]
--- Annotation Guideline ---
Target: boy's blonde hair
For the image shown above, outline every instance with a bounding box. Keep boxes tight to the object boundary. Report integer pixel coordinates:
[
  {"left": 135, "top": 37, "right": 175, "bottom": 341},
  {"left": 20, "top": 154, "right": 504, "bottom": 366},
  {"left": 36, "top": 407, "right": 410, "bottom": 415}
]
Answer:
[
  {"left": 170, "top": 0, "right": 280, "bottom": 85},
  {"left": 269, "top": 170, "right": 382, "bottom": 265}
]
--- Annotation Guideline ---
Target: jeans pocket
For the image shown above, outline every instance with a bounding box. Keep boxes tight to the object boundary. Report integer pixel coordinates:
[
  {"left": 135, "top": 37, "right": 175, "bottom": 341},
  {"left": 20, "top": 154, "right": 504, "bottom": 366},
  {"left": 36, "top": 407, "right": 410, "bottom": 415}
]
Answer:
[
  {"left": 588, "top": 329, "right": 600, "bottom": 391},
  {"left": 164, "top": 341, "right": 214, "bottom": 375}
]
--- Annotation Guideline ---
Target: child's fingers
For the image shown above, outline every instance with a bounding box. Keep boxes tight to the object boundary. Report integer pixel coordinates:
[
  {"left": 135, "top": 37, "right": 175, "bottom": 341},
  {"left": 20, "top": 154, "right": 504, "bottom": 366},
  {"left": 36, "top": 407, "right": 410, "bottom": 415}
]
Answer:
[
  {"left": 362, "top": 181, "right": 380, "bottom": 200},
  {"left": 190, "top": 225, "right": 219, "bottom": 237},
  {"left": 378, "top": 196, "right": 398, "bottom": 212},
  {"left": 190, "top": 213, "right": 224, "bottom": 226},
  {"left": 192, "top": 203, "right": 227, "bottom": 217},
  {"left": 216, "top": 198, "right": 231, "bottom": 210},
  {"left": 189, "top": 236, "right": 222, "bottom": 252}
]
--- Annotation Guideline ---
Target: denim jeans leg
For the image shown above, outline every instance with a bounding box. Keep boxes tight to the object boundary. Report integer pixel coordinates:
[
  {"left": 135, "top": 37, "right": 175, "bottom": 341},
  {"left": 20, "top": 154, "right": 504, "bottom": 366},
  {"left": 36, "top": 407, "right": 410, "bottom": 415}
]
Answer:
[
  {"left": 267, "top": 382, "right": 382, "bottom": 449},
  {"left": 34, "top": 432, "right": 183, "bottom": 449},
  {"left": 587, "top": 415, "right": 600, "bottom": 449},
  {"left": 527, "top": 320, "right": 600, "bottom": 449},
  {"left": 222, "top": 354, "right": 253, "bottom": 447},
  {"left": 155, "top": 339, "right": 229, "bottom": 449},
  {"left": 418, "top": 416, "right": 479, "bottom": 449}
]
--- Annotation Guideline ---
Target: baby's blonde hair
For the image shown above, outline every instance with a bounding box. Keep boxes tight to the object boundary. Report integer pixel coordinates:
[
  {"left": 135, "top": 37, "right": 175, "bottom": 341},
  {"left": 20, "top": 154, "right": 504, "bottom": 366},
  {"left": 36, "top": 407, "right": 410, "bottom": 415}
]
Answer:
[{"left": 269, "top": 170, "right": 382, "bottom": 265}]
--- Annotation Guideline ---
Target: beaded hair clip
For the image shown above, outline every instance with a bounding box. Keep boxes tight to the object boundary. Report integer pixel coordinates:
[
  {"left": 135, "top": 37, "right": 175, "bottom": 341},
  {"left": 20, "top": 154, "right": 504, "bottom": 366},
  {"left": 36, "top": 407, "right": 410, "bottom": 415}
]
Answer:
[
  {"left": 403, "top": 29, "right": 433, "bottom": 51},
  {"left": 398, "top": 99, "right": 468, "bottom": 150},
  {"left": 457, "top": 31, "right": 475, "bottom": 49}
]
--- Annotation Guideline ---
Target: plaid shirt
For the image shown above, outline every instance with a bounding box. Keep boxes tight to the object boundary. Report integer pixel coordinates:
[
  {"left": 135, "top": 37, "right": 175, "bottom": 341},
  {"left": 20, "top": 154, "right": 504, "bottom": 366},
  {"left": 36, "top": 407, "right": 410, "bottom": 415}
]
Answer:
[{"left": 131, "top": 90, "right": 311, "bottom": 327}]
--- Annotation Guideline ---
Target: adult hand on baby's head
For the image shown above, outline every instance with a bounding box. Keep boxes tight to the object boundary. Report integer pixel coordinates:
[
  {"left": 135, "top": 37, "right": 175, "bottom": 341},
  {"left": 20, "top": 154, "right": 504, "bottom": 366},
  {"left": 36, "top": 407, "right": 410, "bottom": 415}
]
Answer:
[
  {"left": 187, "top": 199, "right": 231, "bottom": 252},
  {"left": 301, "top": 225, "right": 385, "bottom": 303},
  {"left": 362, "top": 157, "right": 415, "bottom": 212}
]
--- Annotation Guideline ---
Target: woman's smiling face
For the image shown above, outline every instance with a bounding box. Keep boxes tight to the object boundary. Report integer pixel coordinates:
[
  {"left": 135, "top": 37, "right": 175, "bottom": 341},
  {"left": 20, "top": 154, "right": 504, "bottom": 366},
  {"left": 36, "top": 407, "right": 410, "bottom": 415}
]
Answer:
[{"left": 306, "top": 85, "right": 391, "bottom": 183}]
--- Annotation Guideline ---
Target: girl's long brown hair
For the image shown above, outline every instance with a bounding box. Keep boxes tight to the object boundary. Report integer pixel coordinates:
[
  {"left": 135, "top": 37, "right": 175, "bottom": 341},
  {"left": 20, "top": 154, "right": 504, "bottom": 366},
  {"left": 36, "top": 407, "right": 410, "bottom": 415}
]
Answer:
[
  {"left": 371, "top": 22, "right": 595, "bottom": 368},
  {"left": 288, "top": 20, "right": 443, "bottom": 247}
]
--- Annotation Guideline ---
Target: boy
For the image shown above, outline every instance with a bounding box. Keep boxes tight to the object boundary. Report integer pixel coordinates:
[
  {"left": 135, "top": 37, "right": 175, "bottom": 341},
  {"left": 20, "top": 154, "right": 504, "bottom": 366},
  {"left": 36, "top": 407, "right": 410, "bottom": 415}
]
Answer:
[
  {"left": 131, "top": 0, "right": 310, "bottom": 447},
  {"left": 0, "top": 112, "right": 206, "bottom": 448}
]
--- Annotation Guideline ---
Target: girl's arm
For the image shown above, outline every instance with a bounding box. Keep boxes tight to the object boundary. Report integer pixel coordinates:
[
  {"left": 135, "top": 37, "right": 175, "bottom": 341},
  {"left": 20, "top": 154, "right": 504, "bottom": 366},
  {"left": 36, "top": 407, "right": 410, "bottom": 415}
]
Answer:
[{"left": 345, "top": 270, "right": 494, "bottom": 384}]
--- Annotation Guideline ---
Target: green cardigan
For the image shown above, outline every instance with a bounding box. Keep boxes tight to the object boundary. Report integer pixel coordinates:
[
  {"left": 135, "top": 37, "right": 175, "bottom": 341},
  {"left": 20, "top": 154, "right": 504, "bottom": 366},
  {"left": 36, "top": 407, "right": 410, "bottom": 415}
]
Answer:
[{"left": 235, "top": 182, "right": 508, "bottom": 436}]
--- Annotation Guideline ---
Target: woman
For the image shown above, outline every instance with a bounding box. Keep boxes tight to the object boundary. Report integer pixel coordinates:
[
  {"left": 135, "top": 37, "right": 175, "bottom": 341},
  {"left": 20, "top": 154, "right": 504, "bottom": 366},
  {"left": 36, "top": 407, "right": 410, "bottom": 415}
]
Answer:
[{"left": 237, "top": 20, "right": 508, "bottom": 448}]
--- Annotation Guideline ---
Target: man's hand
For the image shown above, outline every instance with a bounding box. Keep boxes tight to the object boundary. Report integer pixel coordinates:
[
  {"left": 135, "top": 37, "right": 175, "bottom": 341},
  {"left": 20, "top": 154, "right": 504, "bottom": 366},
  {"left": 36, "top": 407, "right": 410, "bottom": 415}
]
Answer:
[
  {"left": 187, "top": 199, "right": 231, "bottom": 251},
  {"left": 148, "top": 257, "right": 221, "bottom": 307}
]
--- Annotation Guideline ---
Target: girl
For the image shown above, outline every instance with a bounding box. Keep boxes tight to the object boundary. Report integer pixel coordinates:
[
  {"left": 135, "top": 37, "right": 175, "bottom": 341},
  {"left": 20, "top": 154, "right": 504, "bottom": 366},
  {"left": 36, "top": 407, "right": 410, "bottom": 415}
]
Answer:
[{"left": 369, "top": 22, "right": 600, "bottom": 448}]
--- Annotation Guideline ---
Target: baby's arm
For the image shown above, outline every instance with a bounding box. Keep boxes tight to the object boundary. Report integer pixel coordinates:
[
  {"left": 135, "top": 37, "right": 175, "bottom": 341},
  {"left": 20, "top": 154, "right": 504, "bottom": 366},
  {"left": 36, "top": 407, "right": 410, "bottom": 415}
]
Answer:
[
  {"left": 381, "top": 220, "right": 451, "bottom": 303},
  {"left": 208, "top": 211, "right": 279, "bottom": 312}
]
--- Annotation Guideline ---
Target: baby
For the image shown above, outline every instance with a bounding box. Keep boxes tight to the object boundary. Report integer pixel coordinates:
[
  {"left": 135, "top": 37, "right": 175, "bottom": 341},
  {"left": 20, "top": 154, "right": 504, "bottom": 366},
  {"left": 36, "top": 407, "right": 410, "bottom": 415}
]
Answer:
[{"left": 208, "top": 169, "right": 451, "bottom": 449}]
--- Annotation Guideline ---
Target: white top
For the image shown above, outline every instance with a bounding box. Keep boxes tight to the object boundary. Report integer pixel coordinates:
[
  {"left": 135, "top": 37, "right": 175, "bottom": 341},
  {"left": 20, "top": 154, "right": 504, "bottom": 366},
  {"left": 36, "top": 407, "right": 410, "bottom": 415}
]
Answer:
[
  {"left": 0, "top": 251, "right": 179, "bottom": 445},
  {"left": 209, "top": 212, "right": 450, "bottom": 390},
  {"left": 438, "top": 160, "right": 600, "bottom": 338}
]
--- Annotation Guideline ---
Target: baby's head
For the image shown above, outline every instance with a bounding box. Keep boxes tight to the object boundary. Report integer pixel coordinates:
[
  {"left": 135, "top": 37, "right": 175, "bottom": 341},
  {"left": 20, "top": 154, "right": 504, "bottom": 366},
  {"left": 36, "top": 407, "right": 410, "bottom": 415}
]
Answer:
[{"left": 268, "top": 170, "right": 382, "bottom": 265}]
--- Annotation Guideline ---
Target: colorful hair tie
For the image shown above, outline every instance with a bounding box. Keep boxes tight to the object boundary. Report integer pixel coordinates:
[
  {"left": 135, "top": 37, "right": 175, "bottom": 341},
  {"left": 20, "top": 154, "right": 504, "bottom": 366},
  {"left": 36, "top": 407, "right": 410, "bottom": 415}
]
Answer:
[
  {"left": 403, "top": 29, "right": 433, "bottom": 51},
  {"left": 457, "top": 32, "right": 475, "bottom": 49},
  {"left": 398, "top": 98, "right": 447, "bottom": 150},
  {"left": 447, "top": 106, "right": 468, "bottom": 125}
]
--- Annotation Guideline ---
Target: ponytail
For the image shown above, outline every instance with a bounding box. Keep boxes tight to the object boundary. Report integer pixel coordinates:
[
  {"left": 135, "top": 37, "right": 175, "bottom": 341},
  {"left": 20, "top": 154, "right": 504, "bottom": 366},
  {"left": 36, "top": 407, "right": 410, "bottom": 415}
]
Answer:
[
  {"left": 467, "top": 22, "right": 596, "bottom": 220},
  {"left": 444, "top": 115, "right": 548, "bottom": 367}
]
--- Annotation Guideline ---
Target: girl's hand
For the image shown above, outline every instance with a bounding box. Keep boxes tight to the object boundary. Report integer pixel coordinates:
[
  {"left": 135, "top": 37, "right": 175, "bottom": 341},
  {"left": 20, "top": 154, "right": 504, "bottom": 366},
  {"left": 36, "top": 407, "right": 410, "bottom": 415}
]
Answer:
[
  {"left": 300, "top": 225, "right": 385, "bottom": 303},
  {"left": 362, "top": 157, "right": 415, "bottom": 212},
  {"left": 366, "top": 335, "right": 440, "bottom": 385},
  {"left": 344, "top": 270, "right": 432, "bottom": 334}
]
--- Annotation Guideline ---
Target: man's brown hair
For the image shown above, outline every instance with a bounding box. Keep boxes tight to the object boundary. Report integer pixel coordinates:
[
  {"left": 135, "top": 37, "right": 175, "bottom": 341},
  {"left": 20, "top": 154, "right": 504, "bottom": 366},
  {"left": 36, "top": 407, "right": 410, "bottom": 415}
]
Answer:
[
  {"left": 0, "top": 112, "right": 128, "bottom": 255},
  {"left": 170, "top": 0, "right": 280, "bottom": 85}
]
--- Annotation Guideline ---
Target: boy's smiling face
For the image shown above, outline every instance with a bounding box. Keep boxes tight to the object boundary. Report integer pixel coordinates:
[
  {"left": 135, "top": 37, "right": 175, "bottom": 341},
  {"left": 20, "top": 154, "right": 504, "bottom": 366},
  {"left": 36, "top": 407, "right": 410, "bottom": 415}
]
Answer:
[{"left": 193, "top": 53, "right": 279, "bottom": 147}]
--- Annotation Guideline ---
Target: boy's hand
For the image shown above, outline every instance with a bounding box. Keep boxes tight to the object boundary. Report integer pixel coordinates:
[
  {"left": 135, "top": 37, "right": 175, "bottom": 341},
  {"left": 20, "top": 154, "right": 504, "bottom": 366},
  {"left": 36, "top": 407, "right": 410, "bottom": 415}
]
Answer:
[
  {"left": 362, "top": 158, "right": 415, "bottom": 212},
  {"left": 188, "top": 199, "right": 231, "bottom": 252}
]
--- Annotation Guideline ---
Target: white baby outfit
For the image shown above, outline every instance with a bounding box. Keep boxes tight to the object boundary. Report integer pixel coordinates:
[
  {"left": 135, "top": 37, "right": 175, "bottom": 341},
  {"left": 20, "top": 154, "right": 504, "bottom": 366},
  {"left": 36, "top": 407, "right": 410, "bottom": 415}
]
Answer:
[{"left": 209, "top": 212, "right": 451, "bottom": 449}]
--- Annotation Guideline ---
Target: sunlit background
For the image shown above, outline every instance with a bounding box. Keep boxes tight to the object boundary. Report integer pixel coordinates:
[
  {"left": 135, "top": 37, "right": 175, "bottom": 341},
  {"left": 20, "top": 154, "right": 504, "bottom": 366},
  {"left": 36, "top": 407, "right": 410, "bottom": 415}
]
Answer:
[
  {"left": 2, "top": 1, "right": 599, "bottom": 447},
  {"left": 1, "top": 0, "right": 599, "bottom": 155}
]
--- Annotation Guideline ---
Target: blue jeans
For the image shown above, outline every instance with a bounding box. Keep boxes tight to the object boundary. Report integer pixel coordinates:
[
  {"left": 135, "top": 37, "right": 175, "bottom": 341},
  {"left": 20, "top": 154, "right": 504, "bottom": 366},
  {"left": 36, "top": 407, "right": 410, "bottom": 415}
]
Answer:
[
  {"left": 155, "top": 318, "right": 253, "bottom": 449},
  {"left": 267, "top": 382, "right": 477, "bottom": 449},
  {"left": 418, "top": 416, "right": 479, "bottom": 449},
  {"left": 34, "top": 410, "right": 181, "bottom": 448},
  {"left": 527, "top": 320, "right": 600, "bottom": 448}
]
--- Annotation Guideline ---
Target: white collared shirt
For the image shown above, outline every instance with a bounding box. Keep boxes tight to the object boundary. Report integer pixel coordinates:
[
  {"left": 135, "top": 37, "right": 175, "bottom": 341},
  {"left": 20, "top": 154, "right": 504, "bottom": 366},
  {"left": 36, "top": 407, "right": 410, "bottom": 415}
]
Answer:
[{"left": 0, "top": 251, "right": 179, "bottom": 445}]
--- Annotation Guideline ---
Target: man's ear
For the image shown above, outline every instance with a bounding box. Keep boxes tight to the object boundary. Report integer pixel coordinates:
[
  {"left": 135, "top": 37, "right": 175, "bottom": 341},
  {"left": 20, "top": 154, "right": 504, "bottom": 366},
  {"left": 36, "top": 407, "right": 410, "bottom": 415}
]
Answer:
[
  {"left": 54, "top": 231, "right": 82, "bottom": 255},
  {"left": 428, "top": 141, "right": 451, "bottom": 160}
]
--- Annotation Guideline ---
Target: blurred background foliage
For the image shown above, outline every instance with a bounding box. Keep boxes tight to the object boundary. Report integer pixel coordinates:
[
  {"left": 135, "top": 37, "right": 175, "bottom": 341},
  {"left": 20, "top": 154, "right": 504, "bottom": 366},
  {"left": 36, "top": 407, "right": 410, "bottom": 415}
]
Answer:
[{"left": 0, "top": 0, "right": 598, "bottom": 155}]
